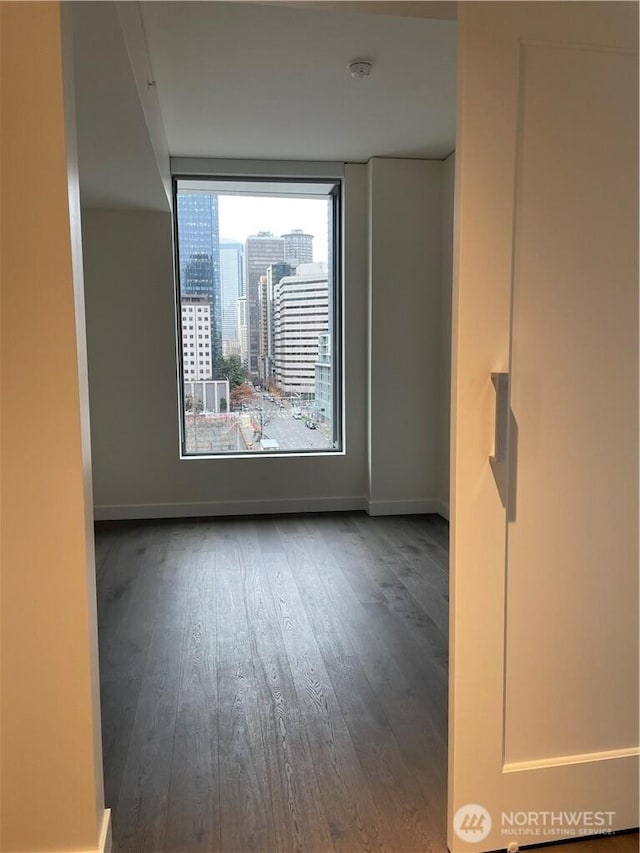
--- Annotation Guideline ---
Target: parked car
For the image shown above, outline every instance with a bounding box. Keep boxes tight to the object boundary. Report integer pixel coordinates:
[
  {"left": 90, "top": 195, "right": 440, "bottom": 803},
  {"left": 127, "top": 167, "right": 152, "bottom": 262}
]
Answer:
[{"left": 305, "top": 419, "right": 317, "bottom": 430}]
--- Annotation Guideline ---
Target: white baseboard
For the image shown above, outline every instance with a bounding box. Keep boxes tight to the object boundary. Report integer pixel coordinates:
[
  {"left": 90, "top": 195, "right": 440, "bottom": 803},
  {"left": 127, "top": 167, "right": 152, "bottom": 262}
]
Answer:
[
  {"left": 366, "top": 498, "right": 447, "bottom": 517},
  {"left": 12, "top": 809, "right": 111, "bottom": 853},
  {"left": 94, "top": 496, "right": 366, "bottom": 520},
  {"left": 99, "top": 809, "right": 112, "bottom": 853},
  {"left": 436, "top": 500, "right": 450, "bottom": 521},
  {"left": 94, "top": 497, "right": 449, "bottom": 522}
]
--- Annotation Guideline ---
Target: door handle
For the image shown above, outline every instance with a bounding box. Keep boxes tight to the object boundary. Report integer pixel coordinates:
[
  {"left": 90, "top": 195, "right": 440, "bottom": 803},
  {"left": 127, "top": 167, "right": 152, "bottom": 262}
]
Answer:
[{"left": 490, "top": 372, "right": 509, "bottom": 463}]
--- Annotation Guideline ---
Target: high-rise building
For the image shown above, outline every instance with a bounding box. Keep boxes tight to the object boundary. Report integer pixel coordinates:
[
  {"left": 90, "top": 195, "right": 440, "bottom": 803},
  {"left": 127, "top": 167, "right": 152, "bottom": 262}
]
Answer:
[
  {"left": 258, "top": 275, "right": 270, "bottom": 385},
  {"left": 244, "top": 232, "right": 284, "bottom": 375},
  {"left": 180, "top": 297, "right": 213, "bottom": 381},
  {"left": 283, "top": 229, "right": 314, "bottom": 265},
  {"left": 219, "top": 240, "right": 244, "bottom": 344},
  {"left": 314, "top": 332, "right": 332, "bottom": 425},
  {"left": 273, "top": 262, "right": 329, "bottom": 395},
  {"left": 237, "top": 296, "right": 248, "bottom": 367},
  {"left": 222, "top": 340, "right": 242, "bottom": 359},
  {"left": 259, "top": 262, "right": 294, "bottom": 387},
  {"left": 176, "top": 192, "right": 222, "bottom": 370}
]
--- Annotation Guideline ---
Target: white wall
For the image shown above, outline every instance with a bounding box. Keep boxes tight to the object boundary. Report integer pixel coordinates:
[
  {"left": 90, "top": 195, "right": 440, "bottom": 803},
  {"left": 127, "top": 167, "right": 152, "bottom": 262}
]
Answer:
[
  {"left": 367, "top": 157, "right": 448, "bottom": 515},
  {"left": 82, "top": 159, "right": 454, "bottom": 519},
  {"left": 0, "top": 4, "right": 108, "bottom": 851}
]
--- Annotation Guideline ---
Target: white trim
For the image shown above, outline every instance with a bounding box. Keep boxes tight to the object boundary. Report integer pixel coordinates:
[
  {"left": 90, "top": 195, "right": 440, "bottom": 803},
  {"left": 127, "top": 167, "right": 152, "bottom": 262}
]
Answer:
[
  {"left": 22, "top": 810, "right": 112, "bottom": 853},
  {"left": 504, "top": 746, "right": 640, "bottom": 774},
  {"left": 94, "top": 497, "right": 366, "bottom": 520},
  {"left": 178, "top": 450, "right": 346, "bottom": 462},
  {"left": 94, "top": 497, "right": 450, "bottom": 521},
  {"left": 98, "top": 809, "right": 112, "bottom": 853},
  {"left": 179, "top": 176, "right": 337, "bottom": 197},
  {"left": 366, "top": 498, "right": 447, "bottom": 516},
  {"left": 171, "top": 156, "right": 345, "bottom": 179}
]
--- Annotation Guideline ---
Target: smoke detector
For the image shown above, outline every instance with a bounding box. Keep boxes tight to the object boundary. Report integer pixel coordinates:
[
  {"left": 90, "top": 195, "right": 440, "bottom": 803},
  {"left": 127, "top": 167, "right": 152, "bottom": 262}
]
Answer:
[{"left": 348, "top": 60, "right": 373, "bottom": 79}]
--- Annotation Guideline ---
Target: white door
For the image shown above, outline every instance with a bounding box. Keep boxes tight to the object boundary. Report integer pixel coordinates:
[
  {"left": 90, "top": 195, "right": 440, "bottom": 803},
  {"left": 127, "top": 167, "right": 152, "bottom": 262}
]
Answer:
[{"left": 449, "top": 3, "right": 638, "bottom": 852}]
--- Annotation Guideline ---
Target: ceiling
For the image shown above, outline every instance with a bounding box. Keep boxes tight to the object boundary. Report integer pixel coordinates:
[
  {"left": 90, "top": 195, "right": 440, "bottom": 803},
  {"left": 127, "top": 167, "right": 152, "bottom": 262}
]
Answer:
[
  {"left": 73, "top": 2, "right": 456, "bottom": 210},
  {"left": 141, "top": 1, "right": 457, "bottom": 162}
]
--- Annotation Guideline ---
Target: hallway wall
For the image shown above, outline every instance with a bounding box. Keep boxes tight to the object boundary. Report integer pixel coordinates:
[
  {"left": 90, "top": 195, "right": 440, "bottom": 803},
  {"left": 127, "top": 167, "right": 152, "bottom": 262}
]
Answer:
[{"left": 0, "top": 4, "right": 107, "bottom": 851}]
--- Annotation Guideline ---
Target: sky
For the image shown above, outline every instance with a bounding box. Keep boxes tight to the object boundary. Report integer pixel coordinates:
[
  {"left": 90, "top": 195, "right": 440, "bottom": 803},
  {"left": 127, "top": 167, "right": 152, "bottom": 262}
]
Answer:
[{"left": 218, "top": 195, "right": 329, "bottom": 262}]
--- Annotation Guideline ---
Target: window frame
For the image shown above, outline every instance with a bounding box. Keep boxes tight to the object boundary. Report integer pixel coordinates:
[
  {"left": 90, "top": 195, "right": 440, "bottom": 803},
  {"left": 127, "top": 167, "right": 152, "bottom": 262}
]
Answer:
[{"left": 171, "top": 168, "right": 344, "bottom": 460}]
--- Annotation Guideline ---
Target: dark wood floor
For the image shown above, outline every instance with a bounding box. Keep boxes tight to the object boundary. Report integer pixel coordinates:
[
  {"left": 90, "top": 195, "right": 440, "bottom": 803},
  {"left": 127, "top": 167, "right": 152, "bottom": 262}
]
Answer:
[
  {"left": 96, "top": 513, "right": 639, "bottom": 853},
  {"left": 97, "top": 513, "right": 449, "bottom": 852}
]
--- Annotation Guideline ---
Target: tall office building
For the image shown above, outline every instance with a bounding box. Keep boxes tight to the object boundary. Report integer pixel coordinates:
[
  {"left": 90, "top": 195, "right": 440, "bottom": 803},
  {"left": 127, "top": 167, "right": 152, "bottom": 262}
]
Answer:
[
  {"left": 314, "top": 332, "right": 332, "bottom": 425},
  {"left": 180, "top": 297, "right": 213, "bottom": 381},
  {"left": 176, "top": 192, "right": 222, "bottom": 370},
  {"left": 237, "top": 297, "right": 248, "bottom": 367},
  {"left": 244, "top": 232, "right": 284, "bottom": 375},
  {"left": 273, "top": 262, "right": 329, "bottom": 395},
  {"left": 222, "top": 340, "right": 242, "bottom": 358},
  {"left": 219, "top": 239, "right": 244, "bottom": 351},
  {"left": 257, "top": 276, "right": 270, "bottom": 385},
  {"left": 283, "top": 229, "right": 314, "bottom": 265},
  {"left": 259, "top": 262, "right": 294, "bottom": 386}
]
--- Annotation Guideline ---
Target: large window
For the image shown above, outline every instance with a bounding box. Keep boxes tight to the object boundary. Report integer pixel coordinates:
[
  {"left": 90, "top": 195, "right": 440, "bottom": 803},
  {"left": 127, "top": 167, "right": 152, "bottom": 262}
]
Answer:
[{"left": 173, "top": 176, "right": 342, "bottom": 456}]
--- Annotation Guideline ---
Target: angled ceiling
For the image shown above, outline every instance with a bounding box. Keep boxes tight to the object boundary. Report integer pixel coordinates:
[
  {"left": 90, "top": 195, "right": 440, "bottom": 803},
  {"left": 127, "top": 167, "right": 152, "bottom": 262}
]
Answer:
[
  {"left": 141, "top": 1, "right": 457, "bottom": 162},
  {"left": 72, "top": 2, "right": 169, "bottom": 211}
]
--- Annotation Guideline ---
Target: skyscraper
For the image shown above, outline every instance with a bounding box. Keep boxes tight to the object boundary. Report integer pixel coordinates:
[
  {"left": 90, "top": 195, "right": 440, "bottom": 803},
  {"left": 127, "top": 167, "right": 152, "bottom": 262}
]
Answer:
[
  {"left": 219, "top": 240, "right": 244, "bottom": 347},
  {"left": 259, "top": 262, "right": 294, "bottom": 386},
  {"left": 283, "top": 229, "right": 314, "bottom": 265},
  {"left": 244, "top": 232, "right": 284, "bottom": 375},
  {"left": 176, "top": 192, "right": 222, "bottom": 371},
  {"left": 314, "top": 332, "right": 332, "bottom": 425},
  {"left": 237, "top": 297, "right": 248, "bottom": 366},
  {"left": 273, "top": 262, "right": 329, "bottom": 395},
  {"left": 257, "top": 275, "right": 269, "bottom": 385}
]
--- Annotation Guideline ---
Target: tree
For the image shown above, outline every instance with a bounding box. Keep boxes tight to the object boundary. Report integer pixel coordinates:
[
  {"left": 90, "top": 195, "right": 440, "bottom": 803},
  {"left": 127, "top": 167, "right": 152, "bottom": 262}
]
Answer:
[
  {"left": 230, "top": 382, "right": 255, "bottom": 410},
  {"left": 218, "top": 355, "right": 246, "bottom": 388},
  {"left": 184, "top": 393, "right": 203, "bottom": 415},
  {"left": 220, "top": 397, "right": 227, "bottom": 413}
]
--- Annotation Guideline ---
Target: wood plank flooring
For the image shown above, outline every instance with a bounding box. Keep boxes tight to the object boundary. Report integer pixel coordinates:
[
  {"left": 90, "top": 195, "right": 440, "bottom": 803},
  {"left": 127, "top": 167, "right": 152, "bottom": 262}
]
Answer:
[{"left": 96, "top": 513, "right": 639, "bottom": 853}]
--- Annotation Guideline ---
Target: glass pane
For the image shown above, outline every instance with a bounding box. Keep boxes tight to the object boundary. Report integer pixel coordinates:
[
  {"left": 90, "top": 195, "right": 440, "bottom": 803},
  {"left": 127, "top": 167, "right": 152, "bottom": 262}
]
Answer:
[{"left": 175, "top": 179, "right": 340, "bottom": 455}]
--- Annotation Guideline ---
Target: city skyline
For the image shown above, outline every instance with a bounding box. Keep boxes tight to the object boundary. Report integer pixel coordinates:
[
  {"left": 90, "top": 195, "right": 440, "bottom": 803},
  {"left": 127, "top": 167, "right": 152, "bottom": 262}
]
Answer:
[
  {"left": 218, "top": 194, "right": 329, "bottom": 260},
  {"left": 176, "top": 183, "right": 335, "bottom": 454}
]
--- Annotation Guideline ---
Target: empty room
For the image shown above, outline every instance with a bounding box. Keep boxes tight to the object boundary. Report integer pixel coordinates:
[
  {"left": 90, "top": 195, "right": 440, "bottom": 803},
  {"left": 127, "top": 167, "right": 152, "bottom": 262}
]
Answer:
[{"left": 1, "top": 3, "right": 638, "bottom": 853}]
